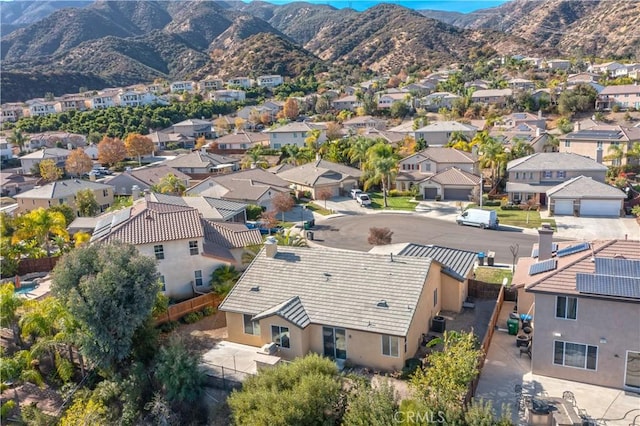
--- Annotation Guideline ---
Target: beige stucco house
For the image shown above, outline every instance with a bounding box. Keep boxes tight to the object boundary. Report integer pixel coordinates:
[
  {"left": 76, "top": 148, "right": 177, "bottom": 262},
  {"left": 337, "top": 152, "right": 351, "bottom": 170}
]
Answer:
[
  {"left": 512, "top": 234, "right": 640, "bottom": 391},
  {"left": 276, "top": 158, "right": 362, "bottom": 199},
  {"left": 595, "top": 84, "right": 640, "bottom": 111},
  {"left": 14, "top": 179, "right": 114, "bottom": 216},
  {"left": 19, "top": 147, "right": 71, "bottom": 174},
  {"left": 219, "top": 243, "right": 448, "bottom": 371},
  {"left": 413, "top": 121, "right": 478, "bottom": 147},
  {"left": 546, "top": 175, "right": 626, "bottom": 217},
  {"left": 559, "top": 125, "right": 640, "bottom": 167},
  {"left": 266, "top": 122, "right": 327, "bottom": 149}
]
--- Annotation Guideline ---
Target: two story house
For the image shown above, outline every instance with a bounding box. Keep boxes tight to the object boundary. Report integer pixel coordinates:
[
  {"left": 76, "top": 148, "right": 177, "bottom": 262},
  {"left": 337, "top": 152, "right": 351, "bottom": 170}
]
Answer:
[
  {"left": 170, "top": 81, "right": 196, "bottom": 93},
  {"left": 1, "top": 103, "right": 25, "bottom": 123},
  {"left": 26, "top": 100, "right": 57, "bottom": 117},
  {"left": 15, "top": 179, "right": 114, "bottom": 215},
  {"left": 210, "top": 89, "right": 246, "bottom": 103},
  {"left": 470, "top": 89, "right": 513, "bottom": 107},
  {"left": 227, "top": 77, "right": 252, "bottom": 89},
  {"left": 199, "top": 77, "right": 224, "bottom": 91},
  {"left": 512, "top": 233, "right": 640, "bottom": 391},
  {"left": 332, "top": 95, "right": 360, "bottom": 111},
  {"left": 595, "top": 85, "right": 640, "bottom": 111},
  {"left": 418, "top": 92, "right": 461, "bottom": 111},
  {"left": 84, "top": 91, "right": 117, "bottom": 110},
  {"left": 219, "top": 243, "right": 447, "bottom": 371},
  {"left": 505, "top": 152, "right": 607, "bottom": 207},
  {"left": 256, "top": 75, "right": 284, "bottom": 88},
  {"left": 266, "top": 122, "right": 327, "bottom": 149},
  {"left": 342, "top": 115, "right": 387, "bottom": 132},
  {"left": 413, "top": 121, "right": 478, "bottom": 146},
  {"left": 54, "top": 96, "right": 87, "bottom": 113},
  {"left": 559, "top": 125, "right": 640, "bottom": 166},
  {"left": 19, "top": 147, "right": 71, "bottom": 174}
]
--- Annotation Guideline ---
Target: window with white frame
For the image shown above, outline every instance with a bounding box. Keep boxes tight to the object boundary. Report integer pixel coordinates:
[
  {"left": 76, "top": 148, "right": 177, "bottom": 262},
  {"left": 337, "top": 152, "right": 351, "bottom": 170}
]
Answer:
[
  {"left": 189, "top": 241, "right": 198, "bottom": 255},
  {"left": 271, "top": 325, "right": 290, "bottom": 348},
  {"left": 154, "top": 245, "right": 164, "bottom": 260},
  {"left": 382, "top": 335, "right": 399, "bottom": 357},
  {"left": 554, "top": 341, "right": 597, "bottom": 370},
  {"left": 243, "top": 314, "right": 260, "bottom": 335},
  {"left": 556, "top": 296, "right": 577, "bottom": 320},
  {"left": 194, "top": 270, "right": 203, "bottom": 286}
]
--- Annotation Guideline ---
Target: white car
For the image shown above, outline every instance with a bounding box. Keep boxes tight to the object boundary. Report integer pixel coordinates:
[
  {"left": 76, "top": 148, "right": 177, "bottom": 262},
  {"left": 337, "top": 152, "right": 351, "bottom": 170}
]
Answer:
[
  {"left": 356, "top": 193, "right": 371, "bottom": 207},
  {"left": 350, "top": 188, "right": 363, "bottom": 199}
]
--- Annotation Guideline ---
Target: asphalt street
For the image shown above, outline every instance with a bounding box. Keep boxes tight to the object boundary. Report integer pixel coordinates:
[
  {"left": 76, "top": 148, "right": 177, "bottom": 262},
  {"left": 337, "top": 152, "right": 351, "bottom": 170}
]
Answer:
[{"left": 310, "top": 213, "right": 547, "bottom": 264}]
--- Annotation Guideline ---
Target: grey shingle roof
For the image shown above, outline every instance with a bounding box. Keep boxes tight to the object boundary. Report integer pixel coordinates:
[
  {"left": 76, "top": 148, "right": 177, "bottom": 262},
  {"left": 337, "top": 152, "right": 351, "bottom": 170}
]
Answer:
[
  {"left": 546, "top": 176, "right": 626, "bottom": 199},
  {"left": 277, "top": 159, "right": 362, "bottom": 186},
  {"left": 507, "top": 153, "right": 607, "bottom": 172},
  {"left": 423, "top": 167, "right": 480, "bottom": 186},
  {"left": 187, "top": 168, "right": 291, "bottom": 201},
  {"left": 396, "top": 243, "right": 477, "bottom": 281},
  {"left": 219, "top": 247, "right": 434, "bottom": 336},
  {"left": 163, "top": 151, "right": 239, "bottom": 168},
  {"left": 404, "top": 147, "right": 475, "bottom": 165},
  {"left": 15, "top": 179, "right": 112, "bottom": 199},
  {"left": 414, "top": 121, "right": 477, "bottom": 133},
  {"left": 252, "top": 296, "right": 311, "bottom": 328}
]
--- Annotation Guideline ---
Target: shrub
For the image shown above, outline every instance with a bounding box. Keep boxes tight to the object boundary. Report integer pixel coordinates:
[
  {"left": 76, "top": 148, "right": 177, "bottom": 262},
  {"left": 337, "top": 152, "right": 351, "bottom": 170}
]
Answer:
[
  {"left": 500, "top": 205, "right": 521, "bottom": 210},
  {"left": 483, "top": 200, "right": 501, "bottom": 207},
  {"left": 158, "top": 321, "right": 179, "bottom": 332},
  {"left": 401, "top": 358, "right": 422, "bottom": 379},
  {"left": 202, "top": 306, "right": 215, "bottom": 316},
  {"left": 182, "top": 312, "right": 201, "bottom": 324},
  {"left": 245, "top": 204, "right": 264, "bottom": 221},
  {"left": 612, "top": 105, "right": 621, "bottom": 113},
  {"left": 368, "top": 227, "right": 393, "bottom": 245},
  {"left": 1, "top": 400, "right": 15, "bottom": 420},
  {"left": 389, "top": 189, "right": 412, "bottom": 197}
]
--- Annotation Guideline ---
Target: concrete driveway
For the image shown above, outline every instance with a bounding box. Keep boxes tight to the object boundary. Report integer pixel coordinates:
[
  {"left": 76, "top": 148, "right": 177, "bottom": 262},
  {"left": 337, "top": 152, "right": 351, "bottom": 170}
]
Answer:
[{"left": 550, "top": 215, "right": 639, "bottom": 241}]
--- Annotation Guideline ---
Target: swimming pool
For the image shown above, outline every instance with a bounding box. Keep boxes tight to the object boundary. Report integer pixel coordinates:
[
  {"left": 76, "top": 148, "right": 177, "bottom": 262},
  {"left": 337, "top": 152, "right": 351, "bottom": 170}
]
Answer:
[{"left": 15, "top": 282, "right": 39, "bottom": 295}]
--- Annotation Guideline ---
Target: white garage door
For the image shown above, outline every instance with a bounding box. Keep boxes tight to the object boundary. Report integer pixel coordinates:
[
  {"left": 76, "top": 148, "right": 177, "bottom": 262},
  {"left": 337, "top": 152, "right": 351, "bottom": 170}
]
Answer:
[
  {"left": 580, "top": 200, "right": 620, "bottom": 217},
  {"left": 554, "top": 199, "right": 574, "bottom": 215}
]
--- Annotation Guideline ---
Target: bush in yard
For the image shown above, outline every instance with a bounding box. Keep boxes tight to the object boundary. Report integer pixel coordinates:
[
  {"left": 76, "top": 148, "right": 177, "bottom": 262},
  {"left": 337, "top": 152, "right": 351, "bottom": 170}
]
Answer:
[
  {"left": 368, "top": 227, "right": 393, "bottom": 245},
  {"left": 245, "top": 205, "right": 264, "bottom": 221},
  {"left": 182, "top": 312, "right": 201, "bottom": 324},
  {"left": 202, "top": 306, "right": 215, "bottom": 316},
  {"left": 159, "top": 321, "right": 179, "bottom": 333}
]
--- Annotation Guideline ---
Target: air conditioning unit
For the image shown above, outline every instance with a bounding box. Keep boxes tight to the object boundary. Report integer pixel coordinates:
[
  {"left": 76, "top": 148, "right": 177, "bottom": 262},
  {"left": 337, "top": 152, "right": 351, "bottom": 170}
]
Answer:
[{"left": 259, "top": 342, "right": 278, "bottom": 355}]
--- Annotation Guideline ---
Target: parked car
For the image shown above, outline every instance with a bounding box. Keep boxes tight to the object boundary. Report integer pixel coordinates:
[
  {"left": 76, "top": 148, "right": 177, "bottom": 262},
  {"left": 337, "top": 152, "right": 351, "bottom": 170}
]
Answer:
[
  {"left": 456, "top": 208, "right": 499, "bottom": 230},
  {"left": 356, "top": 193, "right": 371, "bottom": 207},
  {"left": 350, "top": 188, "right": 363, "bottom": 199}
]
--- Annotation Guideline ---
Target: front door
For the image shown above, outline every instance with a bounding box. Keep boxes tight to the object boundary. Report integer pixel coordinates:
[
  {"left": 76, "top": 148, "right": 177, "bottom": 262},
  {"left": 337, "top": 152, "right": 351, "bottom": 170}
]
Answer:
[
  {"left": 625, "top": 351, "right": 640, "bottom": 391},
  {"left": 323, "top": 327, "right": 347, "bottom": 360}
]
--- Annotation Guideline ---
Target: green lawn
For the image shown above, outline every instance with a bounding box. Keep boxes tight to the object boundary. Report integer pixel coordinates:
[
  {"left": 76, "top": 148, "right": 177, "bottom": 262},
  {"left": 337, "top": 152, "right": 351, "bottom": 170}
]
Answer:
[
  {"left": 369, "top": 192, "right": 418, "bottom": 210},
  {"left": 467, "top": 205, "right": 556, "bottom": 229},
  {"left": 305, "top": 202, "right": 333, "bottom": 216},
  {"left": 475, "top": 266, "right": 513, "bottom": 285}
]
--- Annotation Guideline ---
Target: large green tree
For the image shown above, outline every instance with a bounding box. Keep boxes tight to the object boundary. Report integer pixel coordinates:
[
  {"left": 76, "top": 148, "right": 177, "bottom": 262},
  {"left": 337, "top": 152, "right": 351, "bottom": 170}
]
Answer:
[
  {"left": 76, "top": 189, "right": 100, "bottom": 217},
  {"left": 154, "top": 338, "right": 204, "bottom": 404},
  {"left": 228, "top": 354, "right": 343, "bottom": 426},
  {"left": 12, "top": 208, "right": 69, "bottom": 257},
  {"left": 51, "top": 242, "right": 159, "bottom": 371}
]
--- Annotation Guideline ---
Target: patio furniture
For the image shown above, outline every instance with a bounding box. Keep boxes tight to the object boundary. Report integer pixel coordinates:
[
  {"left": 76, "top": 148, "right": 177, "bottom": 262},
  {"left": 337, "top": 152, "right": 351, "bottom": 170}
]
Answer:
[{"left": 519, "top": 341, "right": 532, "bottom": 358}]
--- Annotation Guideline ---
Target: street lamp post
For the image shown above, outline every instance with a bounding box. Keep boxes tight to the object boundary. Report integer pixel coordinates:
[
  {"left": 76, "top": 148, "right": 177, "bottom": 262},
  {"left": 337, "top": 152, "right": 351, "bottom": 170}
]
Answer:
[{"left": 479, "top": 176, "right": 483, "bottom": 209}]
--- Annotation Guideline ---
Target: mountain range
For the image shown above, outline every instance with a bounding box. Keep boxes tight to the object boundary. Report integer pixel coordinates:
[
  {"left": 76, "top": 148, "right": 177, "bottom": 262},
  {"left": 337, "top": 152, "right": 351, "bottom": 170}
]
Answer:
[{"left": 0, "top": 0, "right": 638, "bottom": 104}]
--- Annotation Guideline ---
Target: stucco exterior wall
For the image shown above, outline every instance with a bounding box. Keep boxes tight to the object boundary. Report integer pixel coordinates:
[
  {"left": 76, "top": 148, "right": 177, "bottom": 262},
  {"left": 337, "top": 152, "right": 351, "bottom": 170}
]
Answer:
[
  {"left": 441, "top": 274, "right": 464, "bottom": 313},
  {"left": 531, "top": 293, "right": 640, "bottom": 389},
  {"left": 405, "top": 263, "right": 442, "bottom": 362},
  {"left": 17, "top": 187, "right": 114, "bottom": 215},
  {"left": 517, "top": 287, "right": 535, "bottom": 318}
]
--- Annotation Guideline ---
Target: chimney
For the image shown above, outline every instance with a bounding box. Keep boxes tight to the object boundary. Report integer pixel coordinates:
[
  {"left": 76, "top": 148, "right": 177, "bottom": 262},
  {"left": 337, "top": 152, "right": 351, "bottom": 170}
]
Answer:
[
  {"left": 131, "top": 185, "right": 141, "bottom": 200},
  {"left": 537, "top": 224, "right": 554, "bottom": 261},
  {"left": 536, "top": 127, "right": 541, "bottom": 137},
  {"left": 264, "top": 236, "right": 277, "bottom": 258},
  {"left": 596, "top": 147, "right": 603, "bottom": 164}
]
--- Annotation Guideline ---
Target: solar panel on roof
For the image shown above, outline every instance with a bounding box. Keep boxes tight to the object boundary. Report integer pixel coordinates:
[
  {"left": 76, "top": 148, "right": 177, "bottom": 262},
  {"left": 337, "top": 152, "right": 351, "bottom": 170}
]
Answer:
[
  {"left": 576, "top": 273, "right": 640, "bottom": 299},
  {"left": 529, "top": 258, "right": 557, "bottom": 275},
  {"left": 573, "top": 130, "right": 622, "bottom": 140},
  {"left": 595, "top": 257, "right": 640, "bottom": 277},
  {"left": 556, "top": 242, "right": 590, "bottom": 257}
]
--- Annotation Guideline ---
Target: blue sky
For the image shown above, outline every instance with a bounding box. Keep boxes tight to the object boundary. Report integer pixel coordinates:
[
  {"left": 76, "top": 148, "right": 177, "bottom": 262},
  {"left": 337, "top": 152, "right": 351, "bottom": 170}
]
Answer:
[{"left": 248, "top": 0, "right": 510, "bottom": 13}]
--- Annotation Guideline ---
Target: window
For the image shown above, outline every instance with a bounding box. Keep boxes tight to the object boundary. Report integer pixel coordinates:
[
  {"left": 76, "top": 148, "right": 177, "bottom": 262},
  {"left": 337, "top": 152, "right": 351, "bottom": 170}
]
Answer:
[
  {"left": 103, "top": 189, "right": 108, "bottom": 197},
  {"left": 382, "top": 335, "right": 399, "bottom": 357},
  {"left": 529, "top": 172, "right": 534, "bottom": 179},
  {"left": 154, "top": 245, "right": 164, "bottom": 260},
  {"left": 189, "top": 241, "right": 198, "bottom": 255},
  {"left": 433, "top": 288, "right": 438, "bottom": 307},
  {"left": 556, "top": 296, "right": 577, "bottom": 320},
  {"left": 515, "top": 172, "right": 520, "bottom": 180},
  {"left": 293, "top": 132, "right": 297, "bottom": 138},
  {"left": 424, "top": 162, "right": 431, "bottom": 172},
  {"left": 597, "top": 141, "right": 603, "bottom": 149},
  {"left": 564, "top": 140, "right": 571, "bottom": 147},
  {"left": 274, "top": 143, "right": 281, "bottom": 149},
  {"left": 59, "top": 198, "right": 64, "bottom": 204},
  {"left": 194, "top": 270, "right": 203, "bottom": 286},
  {"left": 556, "top": 171, "right": 566, "bottom": 178},
  {"left": 554, "top": 341, "right": 597, "bottom": 370},
  {"left": 243, "top": 314, "right": 260, "bottom": 335},
  {"left": 271, "top": 325, "right": 290, "bottom": 348},
  {"left": 159, "top": 276, "right": 166, "bottom": 292}
]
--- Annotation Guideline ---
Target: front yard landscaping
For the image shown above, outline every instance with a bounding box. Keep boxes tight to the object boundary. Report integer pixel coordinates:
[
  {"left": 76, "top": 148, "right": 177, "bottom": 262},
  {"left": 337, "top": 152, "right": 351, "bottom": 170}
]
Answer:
[
  {"left": 305, "top": 202, "right": 333, "bottom": 216},
  {"left": 369, "top": 192, "right": 417, "bottom": 210},
  {"left": 468, "top": 204, "right": 556, "bottom": 229},
  {"left": 474, "top": 266, "right": 513, "bottom": 285}
]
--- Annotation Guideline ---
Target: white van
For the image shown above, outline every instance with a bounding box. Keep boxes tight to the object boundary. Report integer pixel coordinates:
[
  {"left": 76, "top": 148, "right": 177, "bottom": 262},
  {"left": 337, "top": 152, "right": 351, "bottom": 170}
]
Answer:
[{"left": 456, "top": 208, "right": 499, "bottom": 230}]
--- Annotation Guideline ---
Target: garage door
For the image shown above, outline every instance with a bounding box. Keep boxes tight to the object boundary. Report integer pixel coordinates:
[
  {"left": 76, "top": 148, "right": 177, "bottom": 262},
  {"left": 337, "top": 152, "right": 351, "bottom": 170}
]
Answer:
[
  {"left": 554, "top": 199, "right": 574, "bottom": 215},
  {"left": 424, "top": 187, "right": 438, "bottom": 200},
  {"left": 580, "top": 200, "right": 621, "bottom": 217},
  {"left": 444, "top": 188, "right": 471, "bottom": 201}
]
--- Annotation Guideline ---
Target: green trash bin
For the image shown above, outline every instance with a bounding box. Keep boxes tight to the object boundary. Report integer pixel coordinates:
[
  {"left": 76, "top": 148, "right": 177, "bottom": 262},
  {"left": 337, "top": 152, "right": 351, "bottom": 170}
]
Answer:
[
  {"left": 507, "top": 318, "right": 519, "bottom": 336},
  {"left": 304, "top": 221, "right": 310, "bottom": 230}
]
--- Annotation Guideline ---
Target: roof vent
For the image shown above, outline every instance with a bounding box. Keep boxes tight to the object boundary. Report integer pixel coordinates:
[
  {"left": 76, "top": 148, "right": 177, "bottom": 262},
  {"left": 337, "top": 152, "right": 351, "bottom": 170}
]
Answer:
[
  {"left": 376, "top": 300, "right": 388, "bottom": 308},
  {"left": 145, "top": 215, "right": 153, "bottom": 220},
  {"left": 250, "top": 286, "right": 260, "bottom": 292},
  {"left": 613, "top": 253, "right": 626, "bottom": 259},
  {"left": 390, "top": 253, "right": 394, "bottom": 262},
  {"left": 323, "top": 272, "right": 331, "bottom": 281}
]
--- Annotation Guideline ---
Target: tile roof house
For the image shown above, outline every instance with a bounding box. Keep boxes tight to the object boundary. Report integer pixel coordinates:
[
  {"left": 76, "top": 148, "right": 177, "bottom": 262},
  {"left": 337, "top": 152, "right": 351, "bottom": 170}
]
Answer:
[
  {"left": 91, "top": 198, "right": 262, "bottom": 298},
  {"left": 511, "top": 230, "right": 640, "bottom": 391},
  {"left": 219, "top": 243, "right": 448, "bottom": 371},
  {"left": 148, "top": 131, "right": 194, "bottom": 151},
  {"left": 505, "top": 153, "right": 607, "bottom": 206},
  {"left": 19, "top": 147, "right": 71, "bottom": 174},
  {"left": 104, "top": 165, "right": 190, "bottom": 196},
  {"left": 186, "top": 168, "right": 290, "bottom": 210},
  {"left": 559, "top": 125, "right": 640, "bottom": 166},
  {"left": 276, "top": 158, "right": 362, "bottom": 199},
  {"left": 0, "top": 172, "right": 39, "bottom": 197},
  {"left": 417, "top": 92, "right": 461, "bottom": 111},
  {"left": 162, "top": 151, "right": 240, "bottom": 177},
  {"left": 470, "top": 89, "right": 513, "bottom": 107},
  {"left": 595, "top": 85, "right": 640, "bottom": 111},
  {"left": 332, "top": 95, "right": 360, "bottom": 111},
  {"left": 370, "top": 242, "right": 477, "bottom": 313},
  {"left": 545, "top": 176, "right": 626, "bottom": 217},
  {"left": 342, "top": 115, "right": 387, "bottom": 132},
  {"left": 146, "top": 192, "right": 248, "bottom": 222},
  {"left": 15, "top": 179, "right": 114, "bottom": 215},
  {"left": 420, "top": 167, "right": 482, "bottom": 201},
  {"left": 212, "top": 131, "right": 269, "bottom": 152},
  {"left": 396, "top": 147, "right": 477, "bottom": 196},
  {"left": 266, "top": 122, "right": 327, "bottom": 149},
  {"left": 169, "top": 118, "right": 215, "bottom": 140},
  {"left": 413, "top": 121, "right": 478, "bottom": 147}
]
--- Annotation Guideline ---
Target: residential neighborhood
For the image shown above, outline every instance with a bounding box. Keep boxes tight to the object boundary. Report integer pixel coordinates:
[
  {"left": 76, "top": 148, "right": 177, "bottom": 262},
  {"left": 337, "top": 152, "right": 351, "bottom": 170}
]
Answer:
[{"left": 2, "top": 6, "right": 640, "bottom": 425}]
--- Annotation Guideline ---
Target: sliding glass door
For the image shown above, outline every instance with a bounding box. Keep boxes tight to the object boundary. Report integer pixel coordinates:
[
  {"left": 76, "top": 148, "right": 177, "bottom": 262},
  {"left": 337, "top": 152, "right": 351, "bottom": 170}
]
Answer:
[{"left": 323, "top": 327, "right": 347, "bottom": 360}]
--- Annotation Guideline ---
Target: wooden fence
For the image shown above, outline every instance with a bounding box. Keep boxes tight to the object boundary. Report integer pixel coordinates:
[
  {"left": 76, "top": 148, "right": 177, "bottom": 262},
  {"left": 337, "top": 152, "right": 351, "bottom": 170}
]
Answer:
[
  {"left": 16, "top": 256, "right": 61, "bottom": 276},
  {"left": 468, "top": 279, "right": 517, "bottom": 301},
  {"left": 463, "top": 284, "right": 505, "bottom": 405},
  {"left": 154, "top": 293, "right": 222, "bottom": 325}
]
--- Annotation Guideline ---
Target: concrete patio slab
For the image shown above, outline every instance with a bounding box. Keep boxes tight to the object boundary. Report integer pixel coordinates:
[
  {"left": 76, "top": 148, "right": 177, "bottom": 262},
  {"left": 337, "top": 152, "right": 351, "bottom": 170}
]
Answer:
[{"left": 200, "top": 341, "right": 281, "bottom": 382}]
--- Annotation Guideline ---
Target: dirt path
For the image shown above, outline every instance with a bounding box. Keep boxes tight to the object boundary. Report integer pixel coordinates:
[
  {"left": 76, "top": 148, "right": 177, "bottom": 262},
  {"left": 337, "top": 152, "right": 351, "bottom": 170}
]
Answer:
[{"left": 165, "top": 311, "right": 228, "bottom": 354}]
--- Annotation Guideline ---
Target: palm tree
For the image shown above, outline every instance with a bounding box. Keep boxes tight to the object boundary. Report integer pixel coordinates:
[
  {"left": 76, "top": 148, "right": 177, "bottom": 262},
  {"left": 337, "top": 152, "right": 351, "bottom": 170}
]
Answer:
[
  {"left": 448, "top": 131, "right": 470, "bottom": 146},
  {"left": 476, "top": 133, "right": 507, "bottom": 190},
  {"left": 347, "top": 136, "right": 375, "bottom": 170},
  {"left": 542, "top": 134, "right": 559, "bottom": 153},
  {"left": 0, "top": 283, "right": 24, "bottom": 346},
  {"left": 509, "top": 138, "right": 535, "bottom": 160},
  {"left": 12, "top": 208, "right": 69, "bottom": 257},
  {"left": 304, "top": 128, "right": 322, "bottom": 151},
  {"left": 275, "top": 230, "right": 308, "bottom": 247},
  {"left": 283, "top": 145, "right": 313, "bottom": 166},
  {"left": 605, "top": 144, "right": 625, "bottom": 166},
  {"left": 626, "top": 142, "right": 640, "bottom": 165},
  {"left": 8, "top": 129, "right": 27, "bottom": 152},
  {"left": 244, "top": 145, "right": 268, "bottom": 169},
  {"left": 363, "top": 142, "right": 399, "bottom": 208},
  {"left": 210, "top": 265, "right": 241, "bottom": 297},
  {"left": 152, "top": 173, "right": 186, "bottom": 195}
]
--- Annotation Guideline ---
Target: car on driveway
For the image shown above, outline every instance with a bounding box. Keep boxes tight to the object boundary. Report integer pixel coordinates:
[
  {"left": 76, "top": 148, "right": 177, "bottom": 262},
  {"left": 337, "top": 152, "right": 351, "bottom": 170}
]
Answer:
[
  {"left": 356, "top": 193, "right": 371, "bottom": 207},
  {"left": 350, "top": 188, "right": 363, "bottom": 199}
]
